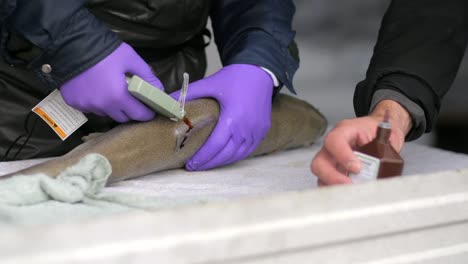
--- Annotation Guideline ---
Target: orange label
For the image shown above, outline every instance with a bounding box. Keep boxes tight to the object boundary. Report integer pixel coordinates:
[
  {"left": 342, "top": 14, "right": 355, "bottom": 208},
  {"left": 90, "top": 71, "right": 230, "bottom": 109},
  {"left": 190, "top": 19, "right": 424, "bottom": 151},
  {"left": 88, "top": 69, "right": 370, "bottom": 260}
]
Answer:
[{"left": 33, "top": 107, "right": 67, "bottom": 139}]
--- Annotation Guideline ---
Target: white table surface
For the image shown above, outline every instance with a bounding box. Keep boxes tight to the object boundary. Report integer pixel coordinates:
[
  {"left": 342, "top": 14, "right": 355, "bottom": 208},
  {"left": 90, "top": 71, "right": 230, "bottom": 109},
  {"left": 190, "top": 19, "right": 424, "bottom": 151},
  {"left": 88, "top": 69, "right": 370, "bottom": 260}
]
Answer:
[{"left": 1, "top": 141, "right": 468, "bottom": 205}]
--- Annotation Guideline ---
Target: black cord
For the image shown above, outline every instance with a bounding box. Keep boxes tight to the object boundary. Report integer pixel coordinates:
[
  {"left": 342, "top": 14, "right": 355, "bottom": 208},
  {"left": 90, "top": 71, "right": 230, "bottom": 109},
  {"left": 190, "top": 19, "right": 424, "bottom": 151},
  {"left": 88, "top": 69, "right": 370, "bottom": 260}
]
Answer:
[
  {"left": 12, "top": 113, "right": 38, "bottom": 160},
  {"left": 1, "top": 134, "right": 26, "bottom": 161},
  {"left": 1, "top": 111, "right": 38, "bottom": 161}
]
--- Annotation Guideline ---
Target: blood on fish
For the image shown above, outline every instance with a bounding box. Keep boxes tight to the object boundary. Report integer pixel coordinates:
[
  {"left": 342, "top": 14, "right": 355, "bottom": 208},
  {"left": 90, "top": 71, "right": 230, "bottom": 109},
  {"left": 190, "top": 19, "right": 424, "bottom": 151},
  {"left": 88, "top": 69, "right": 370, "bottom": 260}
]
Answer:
[{"left": 183, "top": 116, "right": 193, "bottom": 130}]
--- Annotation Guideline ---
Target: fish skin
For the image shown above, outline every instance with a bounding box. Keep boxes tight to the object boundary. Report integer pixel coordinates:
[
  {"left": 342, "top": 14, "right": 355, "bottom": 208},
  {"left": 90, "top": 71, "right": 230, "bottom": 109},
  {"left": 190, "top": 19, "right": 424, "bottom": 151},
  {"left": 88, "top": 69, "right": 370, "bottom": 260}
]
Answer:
[{"left": 1, "top": 94, "right": 327, "bottom": 184}]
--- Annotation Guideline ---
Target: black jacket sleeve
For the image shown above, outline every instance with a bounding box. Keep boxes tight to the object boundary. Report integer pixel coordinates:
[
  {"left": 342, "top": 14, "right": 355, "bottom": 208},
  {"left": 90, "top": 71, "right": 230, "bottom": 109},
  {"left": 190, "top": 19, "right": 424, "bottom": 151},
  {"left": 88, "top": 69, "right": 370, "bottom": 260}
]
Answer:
[
  {"left": 210, "top": 0, "right": 299, "bottom": 93},
  {"left": 354, "top": 0, "right": 468, "bottom": 140},
  {"left": 0, "top": 0, "right": 15, "bottom": 24},
  {"left": 0, "top": 0, "right": 121, "bottom": 90}
]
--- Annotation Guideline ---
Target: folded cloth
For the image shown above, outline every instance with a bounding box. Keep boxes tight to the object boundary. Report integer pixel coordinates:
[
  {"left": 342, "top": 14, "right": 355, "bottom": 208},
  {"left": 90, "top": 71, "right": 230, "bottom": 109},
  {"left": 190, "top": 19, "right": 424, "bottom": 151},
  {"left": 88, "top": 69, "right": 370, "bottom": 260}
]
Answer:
[
  {"left": 0, "top": 154, "right": 178, "bottom": 226},
  {"left": 0, "top": 154, "right": 110, "bottom": 206}
]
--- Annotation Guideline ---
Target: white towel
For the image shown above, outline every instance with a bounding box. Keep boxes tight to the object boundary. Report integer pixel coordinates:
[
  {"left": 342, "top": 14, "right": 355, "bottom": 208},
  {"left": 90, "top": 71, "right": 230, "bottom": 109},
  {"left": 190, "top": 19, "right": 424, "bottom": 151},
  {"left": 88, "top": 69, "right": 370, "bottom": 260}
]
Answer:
[{"left": 0, "top": 154, "right": 180, "bottom": 226}]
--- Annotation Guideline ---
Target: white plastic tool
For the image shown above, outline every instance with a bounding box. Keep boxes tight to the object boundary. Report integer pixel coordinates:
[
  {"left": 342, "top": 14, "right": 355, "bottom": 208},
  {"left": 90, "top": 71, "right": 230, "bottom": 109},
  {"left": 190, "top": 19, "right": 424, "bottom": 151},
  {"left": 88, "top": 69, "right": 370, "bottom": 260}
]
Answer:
[{"left": 127, "top": 73, "right": 189, "bottom": 121}]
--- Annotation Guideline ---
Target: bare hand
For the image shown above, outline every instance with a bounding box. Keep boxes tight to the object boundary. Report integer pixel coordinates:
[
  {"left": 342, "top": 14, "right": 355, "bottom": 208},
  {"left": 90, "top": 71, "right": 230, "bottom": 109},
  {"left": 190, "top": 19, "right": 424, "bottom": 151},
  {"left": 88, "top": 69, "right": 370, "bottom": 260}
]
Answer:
[{"left": 311, "top": 100, "right": 412, "bottom": 186}]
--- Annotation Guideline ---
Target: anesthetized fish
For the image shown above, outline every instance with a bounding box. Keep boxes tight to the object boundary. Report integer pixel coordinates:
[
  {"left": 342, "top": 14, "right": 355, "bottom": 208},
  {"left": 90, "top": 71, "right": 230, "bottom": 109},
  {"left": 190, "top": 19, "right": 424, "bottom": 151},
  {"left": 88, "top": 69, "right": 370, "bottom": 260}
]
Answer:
[{"left": 1, "top": 94, "right": 327, "bottom": 184}]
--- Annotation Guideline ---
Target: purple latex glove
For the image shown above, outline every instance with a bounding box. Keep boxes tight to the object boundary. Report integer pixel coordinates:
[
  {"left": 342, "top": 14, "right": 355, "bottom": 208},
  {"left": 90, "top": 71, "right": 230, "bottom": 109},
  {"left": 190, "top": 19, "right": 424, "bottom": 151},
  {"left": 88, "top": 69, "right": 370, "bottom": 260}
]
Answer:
[
  {"left": 61, "top": 43, "right": 164, "bottom": 122},
  {"left": 172, "top": 64, "right": 274, "bottom": 171}
]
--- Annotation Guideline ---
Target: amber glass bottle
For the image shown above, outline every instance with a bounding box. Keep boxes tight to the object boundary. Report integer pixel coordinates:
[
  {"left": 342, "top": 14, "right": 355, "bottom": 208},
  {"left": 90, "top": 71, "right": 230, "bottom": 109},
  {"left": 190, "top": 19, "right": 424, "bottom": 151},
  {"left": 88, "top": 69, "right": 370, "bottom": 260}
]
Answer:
[{"left": 349, "top": 113, "right": 404, "bottom": 182}]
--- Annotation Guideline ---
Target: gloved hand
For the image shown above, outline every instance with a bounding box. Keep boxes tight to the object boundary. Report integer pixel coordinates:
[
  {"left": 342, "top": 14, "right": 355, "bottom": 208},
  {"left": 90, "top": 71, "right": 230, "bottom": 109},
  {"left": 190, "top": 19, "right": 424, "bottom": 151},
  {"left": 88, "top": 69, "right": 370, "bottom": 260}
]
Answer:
[
  {"left": 172, "top": 64, "right": 274, "bottom": 170},
  {"left": 61, "top": 43, "right": 164, "bottom": 122}
]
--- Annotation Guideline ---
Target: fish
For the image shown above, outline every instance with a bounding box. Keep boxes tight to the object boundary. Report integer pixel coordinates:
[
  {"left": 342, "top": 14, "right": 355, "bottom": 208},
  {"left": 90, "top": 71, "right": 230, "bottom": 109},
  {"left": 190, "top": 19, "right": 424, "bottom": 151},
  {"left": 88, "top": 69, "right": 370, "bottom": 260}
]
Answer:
[{"left": 1, "top": 94, "right": 327, "bottom": 184}]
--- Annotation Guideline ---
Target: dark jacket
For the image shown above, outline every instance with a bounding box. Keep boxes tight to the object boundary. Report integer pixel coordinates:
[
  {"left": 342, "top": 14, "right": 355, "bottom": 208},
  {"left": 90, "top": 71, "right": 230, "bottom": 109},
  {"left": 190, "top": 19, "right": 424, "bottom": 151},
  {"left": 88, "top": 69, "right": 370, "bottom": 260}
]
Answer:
[
  {"left": 0, "top": 0, "right": 299, "bottom": 160},
  {"left": 354, "top": 0, "right": 468, "bottom": 140},
  {"left": 0, "top": 0, "right": 298, "bottom": 93}
]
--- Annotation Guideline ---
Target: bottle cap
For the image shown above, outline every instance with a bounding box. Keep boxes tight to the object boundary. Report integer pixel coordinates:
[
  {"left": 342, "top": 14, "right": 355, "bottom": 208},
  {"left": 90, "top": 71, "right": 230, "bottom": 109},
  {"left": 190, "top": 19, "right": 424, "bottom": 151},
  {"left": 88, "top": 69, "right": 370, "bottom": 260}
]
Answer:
[{"left": 378, "top": 110, "right": 391, "bottom": 129}]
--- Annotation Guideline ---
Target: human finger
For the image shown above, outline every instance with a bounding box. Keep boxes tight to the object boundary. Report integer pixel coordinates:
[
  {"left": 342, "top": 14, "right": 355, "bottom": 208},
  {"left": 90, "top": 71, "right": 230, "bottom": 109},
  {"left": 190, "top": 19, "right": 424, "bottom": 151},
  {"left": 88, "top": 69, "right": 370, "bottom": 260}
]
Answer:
[
  {"left": 224, "top": 134, "right": 252, "bottom": 166},
  {"left": 322, "top": 122, "right": 374, "bottom": 173},
  {"left": 186, "top": 119, "right": 232, "bottom": 170},
  {"left": 311, "top": 148, "right": 353, "bottom": 185},
  {"left": 106, "top": 109, "right": 131, "bottom": 123},
  {"left": 170, "top": 78, "right": 214, "bottom": 102},
  {"left": 196, "top": 138, "right": 239, "bottom": 170},
  {"left": 121, "top": 92, "right": 156, "bottom": 121}
]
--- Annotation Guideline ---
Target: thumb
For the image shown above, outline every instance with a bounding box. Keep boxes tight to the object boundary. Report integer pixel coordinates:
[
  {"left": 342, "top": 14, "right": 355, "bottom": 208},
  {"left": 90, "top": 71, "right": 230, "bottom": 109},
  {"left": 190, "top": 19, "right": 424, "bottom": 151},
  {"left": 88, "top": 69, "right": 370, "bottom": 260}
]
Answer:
[
  {"left": 170, "top": 78, "right": 214, "bottom": 102},
  {"left": 390, "top": 133, "right": 405, "bottom": 152},
  {"left": 127, "top": 54, "right": 165, "bottom": 91},
  {"left": 323, "top": 128, "right": 365, "bottom": 174}
]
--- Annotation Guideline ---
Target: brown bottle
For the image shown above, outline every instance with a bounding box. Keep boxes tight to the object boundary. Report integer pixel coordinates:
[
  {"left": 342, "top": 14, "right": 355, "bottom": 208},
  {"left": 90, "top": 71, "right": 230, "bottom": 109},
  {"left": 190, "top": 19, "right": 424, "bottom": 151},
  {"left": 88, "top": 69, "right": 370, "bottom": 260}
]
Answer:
[{"left": 349, "top": 112, "right": 404, "bottom": 182}]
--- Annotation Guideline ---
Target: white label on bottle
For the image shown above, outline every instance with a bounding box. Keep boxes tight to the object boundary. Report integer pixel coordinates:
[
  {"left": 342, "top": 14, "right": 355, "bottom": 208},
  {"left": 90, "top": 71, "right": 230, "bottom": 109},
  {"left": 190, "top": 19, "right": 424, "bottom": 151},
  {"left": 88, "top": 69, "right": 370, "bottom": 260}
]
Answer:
[
  {"left": 349, "top": 151, "right": 380, "bottom": 183},
  {"left": 32, "top": 90, "right": 88, "bottom": 140}
]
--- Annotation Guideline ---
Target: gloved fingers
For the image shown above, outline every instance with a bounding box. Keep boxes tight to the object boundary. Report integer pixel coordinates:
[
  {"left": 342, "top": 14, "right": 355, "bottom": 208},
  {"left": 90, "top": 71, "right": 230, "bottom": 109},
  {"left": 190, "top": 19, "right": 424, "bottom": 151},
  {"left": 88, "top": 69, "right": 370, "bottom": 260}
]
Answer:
[
  {"left": 199, "top": 125, "right": 255, "bottom": 170},
  {"left": 67, "top": 101, "right": 104, "bottom": 117},
  {"left": 146, "top": 77, "right": 165, "bottom": 92},
  {"left": 169, "top": 90, "right": 182, "bottom": 101},
  {"left": 90, "top": 110, "right": 107, "bottom": 117},
  {"left": 225, "top": 139, "right": 250, "bottom": 166},
  {"left": 189, "top": 117, "right": 254, "bottom": 170},
  {"left": 244, "top": 139, "right": 260, "bottom": 160},
  {"left": 61, "top": 89, "right": 86, "bottom": 111},
  {"left": 231, "top": 121, "right": 249, "bottom": 144},
  {"left": 170, "top": 78, "right": 213, "bottom": 102},
  {"left": 195, "top": 138, "right": 239, "bottom": 171},
  {"left": 126, "top": 52, "right": 165, "bottom": 91},
  {"left": 106, "top": 109, "right": 131, "bottom": 123},
  {"left": 238, "top": 123, "right": 267, "bottom": 160},
  {"left": 121, "top": 93, "right": 156, "bottom": 121},
  {"left": 246, "top": 134, "right": 260, "bottom": 159},
  {"left": 186, "top": 120, "right": 231, "bottom": 170},
  {"left": 227, "top": 130, "right": 253, "bottom": 164},
  {"left": 137, "top": 68, "right": 165, "bottom": 92}
]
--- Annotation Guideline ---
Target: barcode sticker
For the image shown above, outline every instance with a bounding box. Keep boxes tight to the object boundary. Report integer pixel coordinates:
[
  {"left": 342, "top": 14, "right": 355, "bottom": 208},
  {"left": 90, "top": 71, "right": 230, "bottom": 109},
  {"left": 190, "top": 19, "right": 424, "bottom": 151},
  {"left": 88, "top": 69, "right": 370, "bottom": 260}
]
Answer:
[
  {"left": 349, "top": 151, "right": 380, "bottom": 183},
  {"left": 32, "top": 90, "right": 88, "bottom": 140}
]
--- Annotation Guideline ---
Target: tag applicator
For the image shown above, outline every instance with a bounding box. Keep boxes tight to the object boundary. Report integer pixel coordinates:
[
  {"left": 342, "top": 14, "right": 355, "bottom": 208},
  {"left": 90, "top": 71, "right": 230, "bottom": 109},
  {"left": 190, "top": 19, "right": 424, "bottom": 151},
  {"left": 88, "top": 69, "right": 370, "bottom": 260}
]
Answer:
[{"left": 127, "top": 73, "right": 192, "bottom": 129}]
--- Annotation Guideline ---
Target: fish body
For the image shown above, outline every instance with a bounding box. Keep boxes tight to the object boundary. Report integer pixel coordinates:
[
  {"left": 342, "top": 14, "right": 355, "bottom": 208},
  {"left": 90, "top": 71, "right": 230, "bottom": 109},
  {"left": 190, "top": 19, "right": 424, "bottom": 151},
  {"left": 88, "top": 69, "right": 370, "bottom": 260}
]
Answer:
[{"left": 2, "top": 94, "right": 327, "bottom": 184}]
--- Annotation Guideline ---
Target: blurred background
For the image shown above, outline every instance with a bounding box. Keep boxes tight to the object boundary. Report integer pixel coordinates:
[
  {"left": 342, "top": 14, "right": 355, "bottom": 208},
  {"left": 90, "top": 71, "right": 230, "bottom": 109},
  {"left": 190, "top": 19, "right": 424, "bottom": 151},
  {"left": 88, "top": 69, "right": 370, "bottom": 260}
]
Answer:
[{"left": 206, "top": 0, "right": 468, "bottom": 153}]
